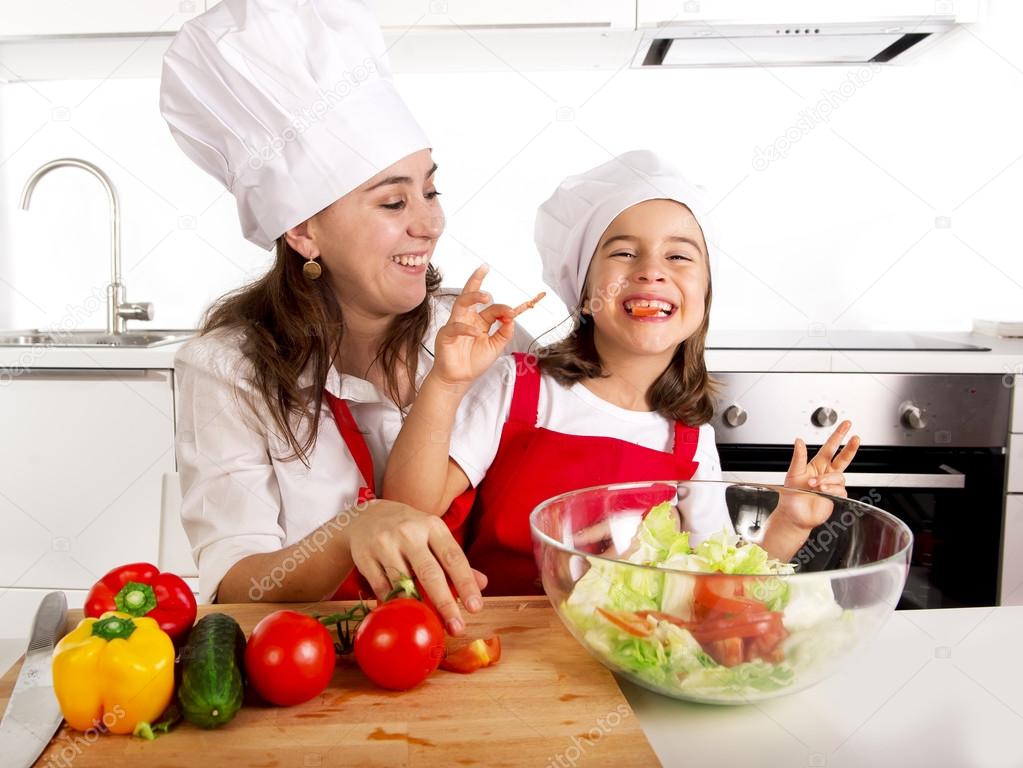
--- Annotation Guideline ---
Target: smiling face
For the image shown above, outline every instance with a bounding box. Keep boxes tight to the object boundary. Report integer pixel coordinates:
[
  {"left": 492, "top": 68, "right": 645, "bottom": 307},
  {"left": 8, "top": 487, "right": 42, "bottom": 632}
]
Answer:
[
  {"left": 285, "top": 148, "right": 444, "bottom": 318},
  {"left": 582, "top": 198, "right": 710, "bottom": 361}
]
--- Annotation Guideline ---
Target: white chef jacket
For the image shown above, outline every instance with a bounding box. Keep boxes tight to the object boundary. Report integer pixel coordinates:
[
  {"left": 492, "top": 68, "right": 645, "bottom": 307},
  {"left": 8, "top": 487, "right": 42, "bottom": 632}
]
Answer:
[{"left": 175, "top": 292, "right": 533, "bottom": 604}]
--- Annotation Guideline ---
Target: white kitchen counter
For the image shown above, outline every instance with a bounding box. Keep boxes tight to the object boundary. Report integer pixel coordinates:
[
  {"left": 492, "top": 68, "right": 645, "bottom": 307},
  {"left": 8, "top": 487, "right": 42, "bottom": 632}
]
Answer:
[
  {"left": 621, "top": 606, "right": 1023, "bottom": 768},
  {"left": 2, "top": 331, "right": 1021, "bottom": 374},
  {"left": 0, "top": 337, "right": 190, "bottom": 370},
  {"left": 704, "top": 332, "right": 1023, "bottom": 375},
  {"left": 2, "top": 607, "right": 1020, "bottom": 767}
]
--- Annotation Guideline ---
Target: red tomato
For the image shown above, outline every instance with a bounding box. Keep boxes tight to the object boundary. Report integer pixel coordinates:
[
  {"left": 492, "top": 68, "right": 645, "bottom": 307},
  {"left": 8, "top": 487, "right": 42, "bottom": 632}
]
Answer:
[
  {"left": 245, "top": 610, "right": 336, "bottom": 706},
  {"left": 354, "top": 598, "right": 445, "bottom": 691},
  {"left": 439, "top": 636, "right": 502, "bottom": 674}
]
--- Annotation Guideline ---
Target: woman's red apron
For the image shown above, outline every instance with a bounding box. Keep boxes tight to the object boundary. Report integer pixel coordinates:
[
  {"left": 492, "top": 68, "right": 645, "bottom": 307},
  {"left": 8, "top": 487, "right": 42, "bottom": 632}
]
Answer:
[
  {"left": 323, "top": 390, "right": 475, "bottom": 600},
  {"left": 463, "top": 353, "right": 701, "bottom": 596}
]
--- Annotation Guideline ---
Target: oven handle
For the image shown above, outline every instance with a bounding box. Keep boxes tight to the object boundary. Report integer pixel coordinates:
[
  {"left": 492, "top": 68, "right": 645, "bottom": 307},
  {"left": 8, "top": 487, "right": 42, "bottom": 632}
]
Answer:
[{"left": 721, "top": 467, "right": 966, "bottom": 489}]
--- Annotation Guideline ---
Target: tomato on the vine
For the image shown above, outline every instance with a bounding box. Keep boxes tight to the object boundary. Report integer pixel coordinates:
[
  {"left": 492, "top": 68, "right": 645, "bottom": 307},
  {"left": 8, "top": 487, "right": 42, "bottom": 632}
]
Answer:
[{"left": 353, "top": 581, "right": 445, "bottom": 691}]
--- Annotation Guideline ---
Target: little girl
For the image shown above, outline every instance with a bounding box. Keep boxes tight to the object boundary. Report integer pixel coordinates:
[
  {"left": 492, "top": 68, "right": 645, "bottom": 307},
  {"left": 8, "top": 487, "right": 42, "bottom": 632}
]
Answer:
[{"left": 382, "top": 150, "right": 860, "bottom": 596}]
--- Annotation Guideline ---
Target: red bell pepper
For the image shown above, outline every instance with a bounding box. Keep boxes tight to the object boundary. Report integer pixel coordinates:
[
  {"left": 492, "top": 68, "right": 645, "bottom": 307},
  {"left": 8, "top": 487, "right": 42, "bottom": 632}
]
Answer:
[{"left": 84, "top": 562, "right": 197, "bottom": 641}]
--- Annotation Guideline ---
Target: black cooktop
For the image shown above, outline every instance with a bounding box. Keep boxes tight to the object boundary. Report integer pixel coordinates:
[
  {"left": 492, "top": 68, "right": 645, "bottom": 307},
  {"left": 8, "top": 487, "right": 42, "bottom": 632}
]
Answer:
[{"left": 706, "top": 330, "right": 990, "bottom": 352}]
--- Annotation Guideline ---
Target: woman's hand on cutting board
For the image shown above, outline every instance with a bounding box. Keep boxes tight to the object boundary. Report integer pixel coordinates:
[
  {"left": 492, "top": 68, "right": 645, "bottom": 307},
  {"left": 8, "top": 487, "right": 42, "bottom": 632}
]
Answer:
[{"left": 348, "top": 500, "right": 488, "bottom": 636}]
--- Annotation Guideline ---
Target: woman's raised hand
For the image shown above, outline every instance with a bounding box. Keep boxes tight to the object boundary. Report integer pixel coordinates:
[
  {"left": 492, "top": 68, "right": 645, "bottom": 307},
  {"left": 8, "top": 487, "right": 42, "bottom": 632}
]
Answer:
[{"left": 431, "top": 264, "right": 544, "bottom": 388}]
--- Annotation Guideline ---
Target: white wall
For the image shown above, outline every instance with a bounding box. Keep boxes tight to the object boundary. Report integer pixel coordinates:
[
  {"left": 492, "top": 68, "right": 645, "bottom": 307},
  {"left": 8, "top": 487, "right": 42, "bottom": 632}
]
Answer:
[{"left": 1, "top": 1, "right": 1021, "bottom": 341}]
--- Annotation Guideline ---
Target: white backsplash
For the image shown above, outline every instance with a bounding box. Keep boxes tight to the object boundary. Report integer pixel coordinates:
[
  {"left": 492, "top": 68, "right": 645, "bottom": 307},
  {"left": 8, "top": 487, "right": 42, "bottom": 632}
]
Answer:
[{"left": 1, "top": 0, "right": 1021, "bottom": 342}]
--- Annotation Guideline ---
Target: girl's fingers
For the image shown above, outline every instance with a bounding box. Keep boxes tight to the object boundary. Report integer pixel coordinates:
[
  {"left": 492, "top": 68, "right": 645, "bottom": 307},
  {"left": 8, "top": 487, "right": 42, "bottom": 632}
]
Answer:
[
  {"left": 787, "top": 438, "right": 808, "bottom": 477},
  {"left": 452, "top": 290, "right": 492, "bottom": 311},
  {"left": 460, "top": 264, "right": 489, "bottom": 296},
  {"left": 831, "top": 435, "right": 861, "bottom": 473},
  {"left": 436, "top": 322, "right": 482, "bottom": 343},
  {"left": 477, "top": 303, "right": 517, "bottom": 327},
  {"left": 406, "top": 547, "right": 467, "bottom": 635},
  {"left": 809, "top": 472, "right": 846, "bottom": 487},
  {"left": 812, "top": 421, "right": 852, "bottom": 465}
]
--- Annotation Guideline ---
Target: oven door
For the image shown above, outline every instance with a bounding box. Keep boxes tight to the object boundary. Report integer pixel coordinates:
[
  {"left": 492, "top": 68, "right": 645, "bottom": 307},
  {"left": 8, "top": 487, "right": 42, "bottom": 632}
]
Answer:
[{"left": 717, "top": 445, "right": 1006, "bottom": 609}]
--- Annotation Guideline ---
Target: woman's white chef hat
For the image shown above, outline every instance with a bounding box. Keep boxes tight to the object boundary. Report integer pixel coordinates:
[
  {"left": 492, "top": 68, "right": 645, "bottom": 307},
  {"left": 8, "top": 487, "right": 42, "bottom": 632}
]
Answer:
[
  {"left": 535, "top": 150, "right": 716, "bottom": 310},
  {"left": 159, "top": 0, "right": 430, "bottom": 250}
]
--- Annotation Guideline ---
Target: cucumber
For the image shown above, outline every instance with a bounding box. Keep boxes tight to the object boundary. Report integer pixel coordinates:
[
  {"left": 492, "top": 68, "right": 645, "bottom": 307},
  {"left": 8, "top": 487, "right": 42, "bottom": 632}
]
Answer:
[{"left": 177, "top": 613, "right": 246, "bottom": 728}]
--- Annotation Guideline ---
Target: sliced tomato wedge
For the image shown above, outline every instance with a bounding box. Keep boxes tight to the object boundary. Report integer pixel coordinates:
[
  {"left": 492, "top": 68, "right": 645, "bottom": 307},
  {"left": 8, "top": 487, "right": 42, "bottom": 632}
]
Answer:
[
  {"left": 693, "top": 577, "right": 766, "bottom": 619},
  {"left": 596, "top": 608, "right": 654, "bottom": 638},
  {"left": 706, "top": 637, "right": 744, "bottom": 667},
  {"left": 439, "top": 636, "right": 502, "bottom": 674}
]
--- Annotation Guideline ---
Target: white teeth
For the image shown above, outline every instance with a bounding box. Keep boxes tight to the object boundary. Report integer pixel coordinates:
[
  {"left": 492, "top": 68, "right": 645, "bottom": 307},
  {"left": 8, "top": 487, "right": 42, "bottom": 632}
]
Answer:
[
  {"left": 391, "top": 253, "right": 428, "bottom": 267},
  {"left": 623, "top": 298, "right": 675, "bottom": 314}
]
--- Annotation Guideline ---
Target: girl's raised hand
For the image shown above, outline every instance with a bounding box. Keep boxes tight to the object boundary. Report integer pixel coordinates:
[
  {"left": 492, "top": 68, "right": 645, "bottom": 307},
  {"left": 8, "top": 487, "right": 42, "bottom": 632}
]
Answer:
[
  {"left": 779, "top": 420, "right": 861, "bottom": 529},
  {"left": 432, "top": 264, "right": 544, "bottom": 388}
]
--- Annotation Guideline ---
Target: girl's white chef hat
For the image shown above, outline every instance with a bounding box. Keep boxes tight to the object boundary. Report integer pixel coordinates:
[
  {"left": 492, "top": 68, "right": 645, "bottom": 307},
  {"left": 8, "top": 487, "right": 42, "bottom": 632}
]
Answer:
[
  {"left": 159, "top": 0, "right": 429, "bottom": 250},
  {"left": 535, "top": 150, "right": 716, "bottom": 310}
]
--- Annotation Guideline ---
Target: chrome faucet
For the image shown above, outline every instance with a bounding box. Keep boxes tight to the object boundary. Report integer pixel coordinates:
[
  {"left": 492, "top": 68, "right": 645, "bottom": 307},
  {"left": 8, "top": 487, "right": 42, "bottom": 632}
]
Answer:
[{"left": 20, "top": 158, "right": 153, "bottom": 335}]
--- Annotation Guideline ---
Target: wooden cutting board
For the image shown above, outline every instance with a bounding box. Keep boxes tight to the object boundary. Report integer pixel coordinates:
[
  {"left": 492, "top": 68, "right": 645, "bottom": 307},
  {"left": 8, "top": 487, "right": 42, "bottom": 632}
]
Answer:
[{"left": 0, "top": 597, "right": 659, "bottom": 767}]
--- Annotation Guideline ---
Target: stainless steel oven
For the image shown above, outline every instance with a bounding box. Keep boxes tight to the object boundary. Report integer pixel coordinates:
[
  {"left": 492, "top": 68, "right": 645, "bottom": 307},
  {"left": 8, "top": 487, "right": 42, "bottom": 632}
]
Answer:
[{"left": 710, "top": 372, "right": 1010, "bottom": 609}]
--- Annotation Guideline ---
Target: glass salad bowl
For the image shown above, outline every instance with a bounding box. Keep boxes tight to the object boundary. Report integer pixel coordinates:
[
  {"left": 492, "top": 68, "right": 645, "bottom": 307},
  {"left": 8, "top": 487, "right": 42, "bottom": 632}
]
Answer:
[{"left": 530, "top": 480, "right": 912, "bottom": 705}]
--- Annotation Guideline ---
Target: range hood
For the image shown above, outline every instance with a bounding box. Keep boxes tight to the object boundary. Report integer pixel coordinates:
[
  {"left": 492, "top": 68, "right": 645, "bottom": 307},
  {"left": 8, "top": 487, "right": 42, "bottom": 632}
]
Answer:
[{"left": 634, "top": 17, "right": 959, "bottom": 68}]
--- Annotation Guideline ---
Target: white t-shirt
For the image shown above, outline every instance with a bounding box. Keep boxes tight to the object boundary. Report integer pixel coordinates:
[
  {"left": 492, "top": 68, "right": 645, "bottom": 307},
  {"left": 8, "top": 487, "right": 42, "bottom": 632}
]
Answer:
[
  {"left": 175, "top": 292, "right": 533, "bottom": 604},
  {"left": 448, "top": 355, "right": 732, "bottom": 541}
]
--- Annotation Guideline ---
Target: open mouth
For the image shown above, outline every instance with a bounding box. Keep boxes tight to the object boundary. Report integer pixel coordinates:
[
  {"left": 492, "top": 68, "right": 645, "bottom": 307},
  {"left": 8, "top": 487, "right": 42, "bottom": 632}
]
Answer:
[
  {"left": 390, "top": 252, "right": 430, "bottom": 268},
  {"left": 622, "top": 298, "right": 677, "bottom": 318}
]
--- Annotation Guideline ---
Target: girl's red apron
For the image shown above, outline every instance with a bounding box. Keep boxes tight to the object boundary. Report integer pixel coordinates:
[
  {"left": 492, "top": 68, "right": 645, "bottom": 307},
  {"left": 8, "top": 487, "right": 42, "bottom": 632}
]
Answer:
[
  {"left": 463, "top": 353, "right": 702, "bottom": 596},
  {"left": 323, "top": 390, "right": 475, "bottom": 600}
]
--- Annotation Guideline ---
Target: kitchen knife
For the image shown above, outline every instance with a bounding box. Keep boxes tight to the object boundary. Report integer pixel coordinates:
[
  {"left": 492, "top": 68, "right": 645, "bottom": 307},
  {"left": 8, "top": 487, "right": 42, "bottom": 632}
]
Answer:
[{"left": 0, "top": 592, "right": 67, "bottom": 768}]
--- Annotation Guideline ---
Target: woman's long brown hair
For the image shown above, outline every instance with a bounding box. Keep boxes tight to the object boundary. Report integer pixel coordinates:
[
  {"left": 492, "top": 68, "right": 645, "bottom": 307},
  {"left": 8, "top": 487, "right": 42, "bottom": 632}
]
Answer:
[{"left": 202, "top": 237, "right": 442, "bottom": 464}]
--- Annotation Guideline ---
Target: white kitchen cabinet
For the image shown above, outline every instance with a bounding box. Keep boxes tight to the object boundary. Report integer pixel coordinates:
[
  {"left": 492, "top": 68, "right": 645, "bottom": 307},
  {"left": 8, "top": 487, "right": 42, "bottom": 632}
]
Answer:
[
  {"left": 0, "top": 369, "right": 175, "bottom": 592},
  {"left": 0, "top": 0, "right": 204, "bottom": 37},
  {"left": 1008, "top": 434, "right": 1023, "bottom": 494},
  {"left": 369, "top": 0, "right": 634, "bottom": 29},
  {"left": 1001, "top": 495, "right": 1023, "bottom": 606},
  {"left": 1012, "top": 375, "right": 1023, "bottom": 434},
  {"left": 0, "top": 588, "right": 86, "bottom": 641}
]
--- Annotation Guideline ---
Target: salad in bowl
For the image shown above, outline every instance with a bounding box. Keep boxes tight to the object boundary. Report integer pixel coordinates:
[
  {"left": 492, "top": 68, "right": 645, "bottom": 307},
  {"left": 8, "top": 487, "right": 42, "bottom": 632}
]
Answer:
[{"left": 531, "top": 480, "right": 912, "bottom": 704}]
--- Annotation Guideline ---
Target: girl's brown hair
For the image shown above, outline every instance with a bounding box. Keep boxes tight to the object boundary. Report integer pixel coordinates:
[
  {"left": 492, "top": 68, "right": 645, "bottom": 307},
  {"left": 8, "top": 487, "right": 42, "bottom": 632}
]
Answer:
[
  {"left": 202, "top": 237, "right": 442, "bottom": 463},
  {"left": 537, "top": 268, "right": 716, "bottom": 427}
]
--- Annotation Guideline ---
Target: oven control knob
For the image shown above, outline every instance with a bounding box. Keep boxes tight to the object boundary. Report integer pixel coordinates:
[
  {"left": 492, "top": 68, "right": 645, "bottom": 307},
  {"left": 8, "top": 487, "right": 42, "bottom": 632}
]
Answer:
[
  {"left": 900, "top": 402, "right": 928, "bottom": 430},
  {"left": 723, "top": 404, "right": 747, "bottom": 427},
  {"left": 811, "top": 407, "right": 838, "bottom": 428}
]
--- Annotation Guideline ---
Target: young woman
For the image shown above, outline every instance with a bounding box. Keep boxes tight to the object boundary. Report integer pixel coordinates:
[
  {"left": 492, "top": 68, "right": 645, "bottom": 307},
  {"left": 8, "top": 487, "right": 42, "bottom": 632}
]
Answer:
[
  {"left": 383, "top": 151, "right": 860, "bottom": 595},
  {"left": 161, "top": 0, "right": 529, "bottom": 634}
]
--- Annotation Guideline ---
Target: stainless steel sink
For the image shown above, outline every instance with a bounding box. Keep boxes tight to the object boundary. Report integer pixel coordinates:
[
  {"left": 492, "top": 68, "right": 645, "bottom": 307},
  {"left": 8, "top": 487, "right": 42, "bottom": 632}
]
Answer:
[{"left": 0, "top": 329, "right": 194, "bottom": 347}]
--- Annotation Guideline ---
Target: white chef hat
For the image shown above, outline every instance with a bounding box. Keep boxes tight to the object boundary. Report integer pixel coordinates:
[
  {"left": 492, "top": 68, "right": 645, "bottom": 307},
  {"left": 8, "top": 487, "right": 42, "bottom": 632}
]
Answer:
[
  {"left": 535, "top": 150, "right": 716, "bottom": 310},
  {"left": 159, "top": 0, "right": 430, "bottom": 250}
]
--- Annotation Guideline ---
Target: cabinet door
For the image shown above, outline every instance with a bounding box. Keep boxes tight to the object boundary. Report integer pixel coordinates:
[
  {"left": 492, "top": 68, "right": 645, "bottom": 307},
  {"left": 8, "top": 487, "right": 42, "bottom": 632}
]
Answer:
[
  {"left": 0, "top": 369, "right": 174, "bottom": 590},
  {"left": 1009, "top": 434, "right": 1023, "bottom": 494},
  {"left": 1002, "top": 495, "right": 1023, "bottom": 606},
  {"left": 370, "top": 0, "right": 635, "bottom": 29},
  {"left": 2, "top": 0, "right": 202, "bottom": 37}
]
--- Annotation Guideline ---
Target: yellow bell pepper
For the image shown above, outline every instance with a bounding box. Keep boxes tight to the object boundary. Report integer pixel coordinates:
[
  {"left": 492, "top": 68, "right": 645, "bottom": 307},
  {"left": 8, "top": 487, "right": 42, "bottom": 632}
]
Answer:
[{"left": 52, "top": 611, "right": 175, "bottom": 734}]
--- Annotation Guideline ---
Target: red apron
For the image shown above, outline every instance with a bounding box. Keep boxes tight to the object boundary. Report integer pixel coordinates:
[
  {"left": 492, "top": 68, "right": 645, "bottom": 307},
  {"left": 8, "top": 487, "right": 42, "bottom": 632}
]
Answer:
[
  {"left": 463, "top": 353, "right": 701, "bottom": 596},
  {"left": 323, "top": 390, "right": 475, "bottom": 600}
]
